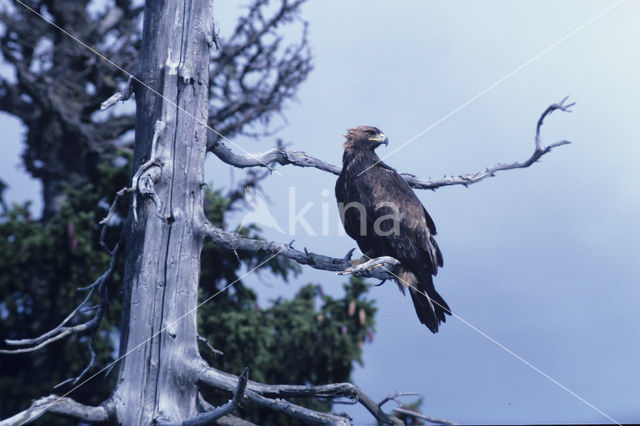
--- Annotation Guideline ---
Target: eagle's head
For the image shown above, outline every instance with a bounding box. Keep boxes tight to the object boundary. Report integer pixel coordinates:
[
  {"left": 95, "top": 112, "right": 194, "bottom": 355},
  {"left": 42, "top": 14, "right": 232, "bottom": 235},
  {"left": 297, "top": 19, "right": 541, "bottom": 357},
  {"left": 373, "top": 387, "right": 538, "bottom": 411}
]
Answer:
[{"left": 343, "top": 126, "right": 389, "bottom": 151}]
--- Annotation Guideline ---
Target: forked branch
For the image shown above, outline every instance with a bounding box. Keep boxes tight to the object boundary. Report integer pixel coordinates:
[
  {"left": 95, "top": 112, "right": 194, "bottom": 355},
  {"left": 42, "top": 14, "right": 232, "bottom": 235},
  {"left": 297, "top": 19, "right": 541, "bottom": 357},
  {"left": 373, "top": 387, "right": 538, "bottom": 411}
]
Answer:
[{"left": 0, "top": 243, "right": 120, "bottom": 357}]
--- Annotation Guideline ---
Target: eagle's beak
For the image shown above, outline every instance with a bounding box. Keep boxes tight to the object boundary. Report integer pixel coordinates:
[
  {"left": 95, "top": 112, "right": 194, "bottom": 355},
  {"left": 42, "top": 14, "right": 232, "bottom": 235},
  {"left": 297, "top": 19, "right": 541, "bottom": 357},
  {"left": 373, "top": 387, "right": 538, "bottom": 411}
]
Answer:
[{"left": 369, "top": 133, "right": 389, "bottom": 146}]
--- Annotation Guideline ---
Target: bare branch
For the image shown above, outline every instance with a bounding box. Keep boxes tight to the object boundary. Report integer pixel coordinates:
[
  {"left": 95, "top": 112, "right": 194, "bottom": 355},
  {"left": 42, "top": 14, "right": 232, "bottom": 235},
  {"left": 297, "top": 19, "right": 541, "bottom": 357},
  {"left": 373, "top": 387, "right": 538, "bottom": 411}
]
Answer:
[
  {"left": 209, "top": 98, "right": 574, "bottom": 191},
  {"left": 377, "top": 392, "right": 421, "bottom": 409},
  {"left": 208, "top": 133, "right": 340, "bottom": 174},
  {"left": 1, "top": 243, "right": 119, "bottom": 354},
  {"left": 535, "top": 96, "right": 575, "bottom": 150},
  {"left": 209, "top": 0, "right": 312, "bottom": 139},
  {"left": 197, "top": 334, "right": 224, "bottom": 357},
  {"left": 196, "top": 363, "right": 403, "bottom": 425},
  {"left": 100, "top": 76, "right": 134, "bottom": 110},
  {"left": 201, "top": 221, "right": 353, "bottom": 272},
  {"left": 0, "top": 395, "right": 111, "bottom": 426},
  {"left": 202, "top": 221, "right": 404, "bottom": 281},
  {"left": 199, "top": 365, "right": 352, "bottom": 424},
  {"left": 196, "top": 394, "right": 258, "bottom": 426},
  {"left": 402, "top": 97, "right": 574, "bottom": 190},
  {"left": 356, "top": 390, "right": 404, "bottom": 426},
  {"left": 199, "top": 363, "right": 356, "bottom": 400},
  {"left": 54, "top": 337, "right": 97, "bottom": 388},
  {"left": 244, "top": 389, "right": 350, "bottom": 425}
]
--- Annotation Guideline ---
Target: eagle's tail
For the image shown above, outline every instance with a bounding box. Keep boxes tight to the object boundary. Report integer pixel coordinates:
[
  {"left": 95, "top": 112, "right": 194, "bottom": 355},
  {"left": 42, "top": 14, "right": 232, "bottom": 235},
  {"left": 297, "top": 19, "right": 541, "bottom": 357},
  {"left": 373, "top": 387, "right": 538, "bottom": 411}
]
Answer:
[{"left": 397, "top": 269, "right": 451, "bottom": 333}]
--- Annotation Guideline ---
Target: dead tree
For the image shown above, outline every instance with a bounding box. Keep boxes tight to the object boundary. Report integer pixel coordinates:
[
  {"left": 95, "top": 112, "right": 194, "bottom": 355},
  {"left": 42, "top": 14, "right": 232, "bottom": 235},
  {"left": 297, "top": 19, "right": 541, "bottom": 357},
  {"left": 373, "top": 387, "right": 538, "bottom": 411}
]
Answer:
[{"left": 0, "top": 1, "right": 573, "bottom": 424}]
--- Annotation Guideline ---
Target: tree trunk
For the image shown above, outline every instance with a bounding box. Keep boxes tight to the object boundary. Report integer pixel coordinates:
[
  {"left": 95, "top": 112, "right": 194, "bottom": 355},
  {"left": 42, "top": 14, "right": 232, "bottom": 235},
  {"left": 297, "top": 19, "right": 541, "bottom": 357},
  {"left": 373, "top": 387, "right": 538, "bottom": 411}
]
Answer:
[{"left": 111, "top": 2, "right": 214, "bottom": 424}]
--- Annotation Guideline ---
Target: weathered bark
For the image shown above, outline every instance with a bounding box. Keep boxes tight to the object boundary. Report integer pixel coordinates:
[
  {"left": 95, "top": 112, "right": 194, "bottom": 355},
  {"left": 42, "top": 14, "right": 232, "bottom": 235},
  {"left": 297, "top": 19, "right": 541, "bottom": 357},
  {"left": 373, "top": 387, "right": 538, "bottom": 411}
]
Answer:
[{"left": 110, "top": 2, "right": 214, "bottom": 424}]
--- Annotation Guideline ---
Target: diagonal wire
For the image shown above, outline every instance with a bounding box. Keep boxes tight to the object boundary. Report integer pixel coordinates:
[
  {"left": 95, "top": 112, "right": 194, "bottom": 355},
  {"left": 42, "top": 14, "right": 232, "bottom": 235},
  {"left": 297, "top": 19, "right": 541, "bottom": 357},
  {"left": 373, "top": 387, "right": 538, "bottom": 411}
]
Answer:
[
  {"left": 359, "top": 254, "right": 621, "bottom": 425},
  {"left": 13, "top": 0, "right": 281, "bottom": 175},
  {"left": 39, "top": 250, "right": 284, "bottom": 419},
  {"left": 358, "top": 0, "right": 627, "bottom": 177}
]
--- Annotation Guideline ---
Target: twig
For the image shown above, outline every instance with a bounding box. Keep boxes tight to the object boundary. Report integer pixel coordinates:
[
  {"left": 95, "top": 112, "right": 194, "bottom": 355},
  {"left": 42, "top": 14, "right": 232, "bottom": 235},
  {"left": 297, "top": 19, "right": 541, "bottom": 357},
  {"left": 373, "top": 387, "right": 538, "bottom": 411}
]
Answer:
[
  {"left": 378, "top": 392, "right": 421, "bottom": 409},
  {"left": 209, "top": 98, "right": 574, "bottom": 191},
  {"left": 393, "top": 407, "right": 456, "bottom": 425},
  {"left": 197, "top": 334, "right": 224, "bottom": 357},
  {"left": 536, "top": 96, "right": 575, "bottom": 151},
  {"left": 54, "top": 337, "right": 97, "bottom": 388},
  {"left": 100, "top": 76, "right": 133, "bottom": 110}
]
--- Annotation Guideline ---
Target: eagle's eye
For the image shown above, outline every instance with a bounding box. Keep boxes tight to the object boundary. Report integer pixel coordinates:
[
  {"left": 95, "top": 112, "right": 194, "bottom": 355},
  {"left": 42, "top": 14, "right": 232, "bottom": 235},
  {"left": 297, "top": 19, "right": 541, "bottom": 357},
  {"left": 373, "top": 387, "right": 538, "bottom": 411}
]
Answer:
[{"left": 365, "top": 129, "right": 376, "bottom": 135}]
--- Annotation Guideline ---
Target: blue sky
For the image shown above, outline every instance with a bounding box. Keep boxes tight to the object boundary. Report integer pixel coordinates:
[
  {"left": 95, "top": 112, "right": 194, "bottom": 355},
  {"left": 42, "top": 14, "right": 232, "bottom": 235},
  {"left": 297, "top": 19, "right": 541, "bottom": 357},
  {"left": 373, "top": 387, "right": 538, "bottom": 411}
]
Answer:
[{"left": 2, "top": 0, "right": 640, "bottom": 424}]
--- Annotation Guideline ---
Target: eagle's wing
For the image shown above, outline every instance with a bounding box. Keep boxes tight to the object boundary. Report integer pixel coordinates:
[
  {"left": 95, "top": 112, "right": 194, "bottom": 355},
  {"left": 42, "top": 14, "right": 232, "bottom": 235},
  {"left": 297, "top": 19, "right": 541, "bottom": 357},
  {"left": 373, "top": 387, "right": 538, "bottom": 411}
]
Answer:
[
  {"left": 337, "top": 157, "right": 450, "bottom": 332},
  {"left": 360, "top": 162, "right": 443, "bottom": 275},
  {"left": 336, "top": 171, "right": 376, "bottom": 255}
]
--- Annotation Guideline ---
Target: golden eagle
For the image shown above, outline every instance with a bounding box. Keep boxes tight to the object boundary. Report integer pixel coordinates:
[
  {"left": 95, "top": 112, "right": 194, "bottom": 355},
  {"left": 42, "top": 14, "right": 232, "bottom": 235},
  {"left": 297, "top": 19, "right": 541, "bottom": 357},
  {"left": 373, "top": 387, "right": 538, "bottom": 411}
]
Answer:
[{"left": 335, "top": 126, "right": 451, "bottom": 333}]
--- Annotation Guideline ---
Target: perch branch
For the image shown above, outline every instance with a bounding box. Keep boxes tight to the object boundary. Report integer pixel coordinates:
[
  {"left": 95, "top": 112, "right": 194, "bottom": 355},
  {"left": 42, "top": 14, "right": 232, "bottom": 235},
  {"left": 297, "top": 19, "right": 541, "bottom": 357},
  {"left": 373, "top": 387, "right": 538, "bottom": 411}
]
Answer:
[
  {"left": 0, "top": 395, "right": 111, "bottom": 426},
  {"left": 197, "top": 363, "right": 403, "bottom": 425},
  {"left": 202, "top": 221, "right": 402, "bottom": 280},
  {"left": 209, "top": 97, "right": 573, "bottom": 190},
  {"left": 201, "top": 221, "right": 352, "bottom": 272}
]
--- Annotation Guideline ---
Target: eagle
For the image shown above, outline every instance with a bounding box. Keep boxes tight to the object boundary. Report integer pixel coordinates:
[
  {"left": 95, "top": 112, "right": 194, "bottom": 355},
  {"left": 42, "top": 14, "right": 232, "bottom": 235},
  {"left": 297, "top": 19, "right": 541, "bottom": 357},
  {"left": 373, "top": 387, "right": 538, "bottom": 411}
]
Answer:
[{"left": 335, "top": 125, "right": 451, "bottom": 333}]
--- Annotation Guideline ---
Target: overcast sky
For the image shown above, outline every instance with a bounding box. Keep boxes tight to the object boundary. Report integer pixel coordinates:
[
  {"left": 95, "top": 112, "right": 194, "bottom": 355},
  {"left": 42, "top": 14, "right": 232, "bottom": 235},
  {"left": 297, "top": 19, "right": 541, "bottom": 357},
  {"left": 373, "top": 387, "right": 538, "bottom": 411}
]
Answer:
[{"left": 2, "top": 0, "right": 640, "bottom": 424}]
